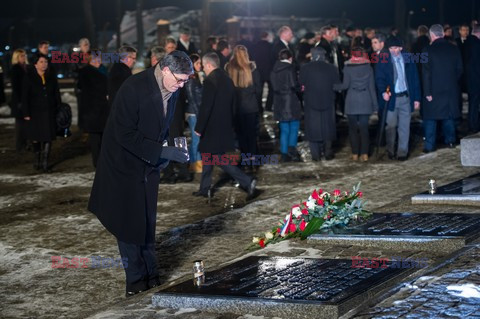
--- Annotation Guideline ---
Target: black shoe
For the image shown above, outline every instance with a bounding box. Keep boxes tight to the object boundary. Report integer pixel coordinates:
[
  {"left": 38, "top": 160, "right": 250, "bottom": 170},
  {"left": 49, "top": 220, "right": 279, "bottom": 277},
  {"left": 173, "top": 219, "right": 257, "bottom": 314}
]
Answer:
[
  {"left": 192, "top": 190, "right": 210, "bottom": 198},
  {"left": 422, "top": 149, "right": 430, "bottom": 154},
  {"left": 288, "top": 147, "right": 302, "bottom": 162},
  {"left": 125, "top": 290, "right": 143, "bottom": 298},
  {"left": 397, "top": 155, "right": 408, "bottom": 161},
  {"left": 325, "top": 154, "right": 335, "bottom": 161},
  {"left": 387, "top": 152, "right": 395, "bottom": 160},
  {"left": 148, "top": 277, "right": 161, "bottom": 289},
  {"left": 281, "top": 154, "right": 291, "bottom": 162}
]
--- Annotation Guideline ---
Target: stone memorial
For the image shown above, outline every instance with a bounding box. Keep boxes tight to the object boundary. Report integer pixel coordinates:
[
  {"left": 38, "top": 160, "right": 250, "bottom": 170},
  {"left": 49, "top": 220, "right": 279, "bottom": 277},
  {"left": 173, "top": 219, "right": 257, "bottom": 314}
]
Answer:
[
  {"left": 152, "top": 256, "right": 414, "bottom": 318},
  {"left": 411, "top": 173, "right": 480, "bottom": 206},
  {"left": 308, "top": 213, "right": 480, "bottom": 252},
  {"left": 461, "top": 132, "right": 480, "bottom": 167}
]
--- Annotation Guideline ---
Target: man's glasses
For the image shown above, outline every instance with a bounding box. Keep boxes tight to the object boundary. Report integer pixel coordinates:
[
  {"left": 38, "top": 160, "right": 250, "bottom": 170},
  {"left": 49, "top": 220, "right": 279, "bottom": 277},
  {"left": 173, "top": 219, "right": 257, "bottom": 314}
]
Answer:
[{"left": 169, "top": 68, "right": 189, "bottom": 84}]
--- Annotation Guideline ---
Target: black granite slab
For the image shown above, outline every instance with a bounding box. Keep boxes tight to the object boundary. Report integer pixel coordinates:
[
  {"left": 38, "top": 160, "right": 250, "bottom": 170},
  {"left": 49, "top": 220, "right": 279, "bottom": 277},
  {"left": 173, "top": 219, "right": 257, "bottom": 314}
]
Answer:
[
  {"left": 309, "top": 213, "right": 480, "bottom": 251},
  {"left": 411, "top": 173, "right": 480, "bottom": 206},
  {"left": 152, "top": 256, "right": 414, "bottom": 318}
]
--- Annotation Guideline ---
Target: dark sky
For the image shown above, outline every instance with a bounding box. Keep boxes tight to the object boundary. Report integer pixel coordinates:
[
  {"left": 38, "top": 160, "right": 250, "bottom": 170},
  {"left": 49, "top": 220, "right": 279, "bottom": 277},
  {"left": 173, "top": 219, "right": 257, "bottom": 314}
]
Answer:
[{"left": 1, "top": 0, "right": 479, "bottom": 47}]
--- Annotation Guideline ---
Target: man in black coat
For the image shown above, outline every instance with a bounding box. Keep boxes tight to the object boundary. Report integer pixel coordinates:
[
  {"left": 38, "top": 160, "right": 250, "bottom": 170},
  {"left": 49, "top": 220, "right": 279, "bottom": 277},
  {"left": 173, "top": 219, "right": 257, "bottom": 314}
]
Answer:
[
  {"left": 108, "top": 45, "right": 136, "bottom": 106},
  {"left": 193, "top": 52, "right": 257, "bottom": 199},
  {"left": 251, "top": 31, "right": 274, "bottom": 112},
  {"left": 272, "top": 26, "right": 296, "bottom": 69},
  {"left": 466, "top": 25, "right": 480, "bottom": 133},
  {"left": 88, "top": 51, "right": 191, "bottom": 297},
  {"left": 299, "top": 47, "right": 340, "bottom": 160},
  {"left": 176, "top": 27, "right": 198, "bottom": 55},
  {"left": 422, "top": 24, "right": 463, "bottom": 152}
]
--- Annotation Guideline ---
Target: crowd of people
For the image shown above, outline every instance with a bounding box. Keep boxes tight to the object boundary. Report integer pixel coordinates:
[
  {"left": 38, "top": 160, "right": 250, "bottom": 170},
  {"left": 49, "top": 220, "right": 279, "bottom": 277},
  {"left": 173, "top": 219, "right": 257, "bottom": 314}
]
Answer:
[{"left": 5, "top": 21, "right": 480, "bottom": 178}]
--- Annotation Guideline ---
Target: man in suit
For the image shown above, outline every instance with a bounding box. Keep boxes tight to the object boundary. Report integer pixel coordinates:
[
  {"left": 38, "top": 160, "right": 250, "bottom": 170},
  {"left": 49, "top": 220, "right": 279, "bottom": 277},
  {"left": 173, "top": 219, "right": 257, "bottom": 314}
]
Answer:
[
  {"left": 272, "top": 26, "right": 295, "bottom": 68},
  {"left": 251, "top": 31, "right": 273, "bottom": 112},
  {"left": 88, "top": 51, "right": 191, "bottom": 297},
  {"left": 375, "top": 36, "right": 421, "bottom": 160},
  {"left": 176, "top": 27, "right": 197, "bottom": 55},
  {"left": 193, "top": 52, "right": 257, "bottom": 200},
  {"left": 108, "top": 45, "right": 136, "bottom": 106},
  {"left": 215, "top": 39, "right": 231, "bottom": 70},
  {"left": 466, "top": 25, "right": 480, "bottom": 133},
  {"left": 422, "top": 24, "right": 463, "bottom": 152}
]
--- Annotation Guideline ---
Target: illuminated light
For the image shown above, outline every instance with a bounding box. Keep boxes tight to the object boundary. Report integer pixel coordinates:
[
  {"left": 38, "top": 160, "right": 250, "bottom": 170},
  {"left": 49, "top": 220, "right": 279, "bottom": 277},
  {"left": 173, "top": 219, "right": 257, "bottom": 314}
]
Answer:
[
  {"left": 73, "top": 47, "right": 80, "bottom": 52},
  {"left": 57, "top": 74, "right": 64, "bottom": 79},
  {"left": 5, "top": 45, "right": 10, "bottom": 50}
]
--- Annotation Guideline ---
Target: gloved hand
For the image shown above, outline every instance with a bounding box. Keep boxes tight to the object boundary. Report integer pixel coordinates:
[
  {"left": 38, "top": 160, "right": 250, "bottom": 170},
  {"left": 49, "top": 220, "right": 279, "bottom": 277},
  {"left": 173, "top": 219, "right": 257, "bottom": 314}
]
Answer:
[{"left": 159, "top": 146, "right": 188, "bottom": 163}]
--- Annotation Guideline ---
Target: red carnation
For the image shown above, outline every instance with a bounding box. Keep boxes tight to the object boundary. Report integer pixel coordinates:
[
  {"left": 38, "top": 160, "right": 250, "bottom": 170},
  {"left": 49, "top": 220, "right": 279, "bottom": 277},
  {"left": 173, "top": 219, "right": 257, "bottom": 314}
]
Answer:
[
  {"left": 333, "top": 189, "right": 341, "bottom": 196},
  {"left": 277, "top": 228, "right": 281, "bottom": 234},
  {"left": 316, "top": 198, "right": 325, "bottom": 206},
  {"left": 299, "top": 220, "right": 307, "bottom": 231},
  {"left": 301, "top": 208, "right": 309, "bottom": 215},
  {"left": 289, "top": 223, "right": 297, "bottom": 232},
  {"left": 311, "top": 189, "right": 320, "bottom": 200},
  {"left": 357, "top": 191, "right": 363, "bottom": 198},
  {"left": 318, "top": 189, "right": 323, "bottom": 194},
  {"left": 259, "top": 239, "right": 265, "bottom": 248}
]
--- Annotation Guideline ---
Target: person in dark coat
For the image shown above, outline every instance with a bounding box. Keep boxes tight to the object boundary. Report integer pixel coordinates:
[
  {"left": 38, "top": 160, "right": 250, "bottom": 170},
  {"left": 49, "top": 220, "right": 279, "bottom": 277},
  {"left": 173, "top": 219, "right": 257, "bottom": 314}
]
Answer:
[
  {"left": 272, "top": 26, "right": 296, "bottom": 70},
  {"left": 299, "top": 47, "right": 340, "bottom": 161},
  {"left": 21, "top": 54, "right": 61, "bottom": 172},
  {"left": 335, "top": 47, "right": 378, "bottom": 162},
  {"left": 215, "top": 39, "right": 231, "bottom": 71},
  {"left": 225, "top": 45, "right": 262, "bottom": 159},
  {"left": 185, "top": 53, "right": 204, "bottom": 173},
  {"left": 466, "top": 25, "right": 480, "bottom": 133},
  {"left": 176, "top": 27, "right": 198, "bottom": 55},
  {"left": 88, "top": 51, "right": 191, "bottom": 297},
  {"left": 78, "top": 51, "right": 109, "bottom": 167},
  {"left": 251, "top": 31, "right": 274, "bottom": 112},
  {"left": 108, "top": 45, "right": 136, "bottom": 106},
  {"left": 422, "top": 25, "right": 463, "bottom": 152},
  {"left": 9, "top": 49, "right": 29, "bottom": 152},
  {"left": 375, "top": 37, "right": 421, "bottom": 160},
  {"left": 193, "top": 52, "right": 257, "bottom": 199},
  {"left": 271, "top": 49, "right": 302, "bottom": 162},
  {"left": 456, "top": 24, "right": 470, "bottom": 95},
  {"left": 296, "top": 32, "right": 316, "bottom": 66}
]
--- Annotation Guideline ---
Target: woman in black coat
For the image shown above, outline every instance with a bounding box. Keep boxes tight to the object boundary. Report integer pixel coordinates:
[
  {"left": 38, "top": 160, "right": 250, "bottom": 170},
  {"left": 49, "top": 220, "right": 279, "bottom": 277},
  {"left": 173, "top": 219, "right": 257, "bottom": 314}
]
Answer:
[
  {"left": 78, "top": 53, "right": 109, "bottom": 167},
  {"left": 270, "top": 49, "right": 302, "bottom": 162},
  {"left": 226, "top": 45, "right": 262, "bottom": 161},
  {"left": 21, "top": 54, "right": 61, "bottom": 172},
  {"left": 10, "top": 49, "right": 29, "bottom": 152}
]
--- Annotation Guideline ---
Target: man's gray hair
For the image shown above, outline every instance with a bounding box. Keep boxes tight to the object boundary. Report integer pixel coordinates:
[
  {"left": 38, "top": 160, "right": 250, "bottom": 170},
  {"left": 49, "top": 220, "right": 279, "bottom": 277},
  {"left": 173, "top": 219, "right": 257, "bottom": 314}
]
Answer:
[
  {"left": 429, "top": 24, "right": 444, "bottom": 37},
  {"left": 202, "top": 52, "right": 220, "bottom": 68},
  {"left": 151, "top": 46, "right": 166, "bottom": 61},
  {"left": 311, "top": 46, "right": 326, "bottom": 61},
  {"left": 79, "top": 38, "right": 90, "bottom": 46},
  {"left": 118, "top": 45, "right": 137, "bottom": 54},
  {"left": 160, "top": 50, "right": 193, "bottom": 75},
  {"left": 277, "top": 25, "right": 292, "bottom": 37}
]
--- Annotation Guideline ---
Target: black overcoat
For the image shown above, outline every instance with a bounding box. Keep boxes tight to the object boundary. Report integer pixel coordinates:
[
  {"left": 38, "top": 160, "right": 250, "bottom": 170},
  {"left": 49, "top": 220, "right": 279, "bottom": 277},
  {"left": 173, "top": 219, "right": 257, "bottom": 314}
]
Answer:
[
  {"left": 270, "top": 61, "right": 302, "bottom": 122},
  {"left": 467, "top": 36, "right": 480, "bottom": 94},
  {"left": 422, "top": 38, "right": 463, "bottom": 120},
  {"left": 299, "top": 60, "right": 340, "bottom": 142},
  {"left": 196, "top": 68, "right": 236, "bottom": 154},
  {"left": 21, "top": 68, "right": 61, "bottom": 142},
  {"left": 88, "top": 66, "right": 178, "bottom": 245},
  {"left": 78, "top": 65, "right": 109, "bottom": 133},
  {"left": 108, "top": 62, "right": 132, "bottom": 106},
  {"left": 9, "top": 64, "right": 27, "bottom": 118}
]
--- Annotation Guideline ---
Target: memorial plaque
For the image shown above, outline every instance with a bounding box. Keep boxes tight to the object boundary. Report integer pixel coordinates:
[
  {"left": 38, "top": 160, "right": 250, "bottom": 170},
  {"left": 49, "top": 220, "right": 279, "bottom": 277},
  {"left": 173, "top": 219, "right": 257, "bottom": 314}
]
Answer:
[
  {"left": 411, "top": 173, "right": 480, "bottom": 206},
  {"left": 309, "top": 213, "right": 480, "bottom": 252},
  {"left": 152, "top": 256, "right": 413, "bottom": 318}
]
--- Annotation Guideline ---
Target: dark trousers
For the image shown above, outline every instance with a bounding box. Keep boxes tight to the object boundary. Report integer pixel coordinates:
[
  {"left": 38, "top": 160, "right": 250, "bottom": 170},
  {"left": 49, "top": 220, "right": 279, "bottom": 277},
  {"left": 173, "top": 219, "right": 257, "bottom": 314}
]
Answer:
[
  {"left": 199, "top": 154, "right": 252, "bottom": 193},
  {"left": 423, "top": 119, "right": 456, "bottom": 151},
  {"left": 237, "top": 112, "right": 258, "bottom": 155},
  {"left": 88, "top": 133, "right": 102, "bottom": 168},
  {"left": 468, "top": 91, "right": 480, "bottom": 133},
  {"left": 117, "top": 171, "right": 159, "bottom": 292},
  {"left": 347, "top": 115, "right": 370, "bottom": 155},
  {"left": 309, "top": 141, "right": 332, "bottom": 160},
  {"left": 15, "top": 117, "right": 27, "bottom": 152}
]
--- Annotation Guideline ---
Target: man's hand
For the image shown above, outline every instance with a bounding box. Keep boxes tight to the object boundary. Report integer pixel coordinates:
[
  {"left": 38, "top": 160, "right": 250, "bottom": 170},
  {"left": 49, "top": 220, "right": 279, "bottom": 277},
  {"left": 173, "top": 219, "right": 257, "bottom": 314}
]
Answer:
[
  {"left": 426, "top": 96, "right": 433, "bottom": 102},
  {"left": 382, "top": 91, "right": 391, "bottom": 101},
  {"left": 159, "top": 146, "right": 188, "bottom": 163},
  {"left": 414, "top": 101, "right": 420, "bottom": 110}
]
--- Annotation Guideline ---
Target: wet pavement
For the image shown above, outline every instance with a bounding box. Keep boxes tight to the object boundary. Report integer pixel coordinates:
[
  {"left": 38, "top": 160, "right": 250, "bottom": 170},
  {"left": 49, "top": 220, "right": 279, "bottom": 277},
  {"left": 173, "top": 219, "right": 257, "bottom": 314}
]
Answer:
[{"left": 0, "top": 93, "right": 479, "bottom": 319}]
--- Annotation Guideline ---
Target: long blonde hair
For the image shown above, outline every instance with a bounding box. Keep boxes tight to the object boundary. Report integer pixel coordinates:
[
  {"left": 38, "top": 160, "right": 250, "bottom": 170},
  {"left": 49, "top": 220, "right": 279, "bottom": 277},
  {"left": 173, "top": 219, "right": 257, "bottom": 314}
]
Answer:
[
  {"left": 227, "top": 45, "right": 253, "bottom": 88},
  {"left": 11, "top": 49, "right": 28, "bottom": 65}
]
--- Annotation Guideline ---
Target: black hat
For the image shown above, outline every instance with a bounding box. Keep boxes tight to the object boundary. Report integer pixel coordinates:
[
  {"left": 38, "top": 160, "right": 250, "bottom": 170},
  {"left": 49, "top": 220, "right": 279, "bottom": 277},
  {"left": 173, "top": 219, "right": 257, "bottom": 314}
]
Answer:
[
  {"left": 385, "top": 36, "right": 404, "bottom": 48},
  {"left": 304, "top": 32, "right": 315, "bottom": 40}
]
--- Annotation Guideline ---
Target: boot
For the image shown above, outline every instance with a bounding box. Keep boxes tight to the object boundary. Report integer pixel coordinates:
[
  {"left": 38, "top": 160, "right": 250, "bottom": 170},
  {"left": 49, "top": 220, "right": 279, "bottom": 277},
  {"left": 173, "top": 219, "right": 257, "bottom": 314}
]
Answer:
[
  {"left": 32, "top": 142, "right": 41, "bottom": 170},
  {"left": 42, "top": 142, "right": 52, "bottom": 173},
  {"left": 281, "top": 153, "right": 291, "bottom": 163},
  {"left": 288, "top": 147, "right": 301, "bottom": 162}
]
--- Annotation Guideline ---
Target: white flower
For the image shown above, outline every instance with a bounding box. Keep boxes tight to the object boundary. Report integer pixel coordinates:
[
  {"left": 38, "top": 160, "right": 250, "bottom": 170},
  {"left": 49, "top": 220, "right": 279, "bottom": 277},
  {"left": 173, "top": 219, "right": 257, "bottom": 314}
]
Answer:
[
  {"left": 292, "top": 206, "right": 302, "bottom": 218},
  {"left": 305, "top": 199, "right": 316, "bottom": 210},
  {"left": 252, "top": 237, "right": 260, "bottom": 244},
  {"left": 265, "top": 232, "right": 274, "bottom": 239}
]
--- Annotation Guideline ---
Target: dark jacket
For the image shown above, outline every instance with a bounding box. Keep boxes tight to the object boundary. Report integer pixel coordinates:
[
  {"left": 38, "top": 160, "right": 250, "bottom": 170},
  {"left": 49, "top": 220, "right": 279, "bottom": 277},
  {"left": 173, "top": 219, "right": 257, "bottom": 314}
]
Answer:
[
  {"left": 270, "top": 61, "right": 302, "bottom": 122},
  {"left": 88, "top": 66, "right": 178, "bottom": 245},
  {"left": 225, "top": 62, "right": 262, "bottom": 114},
  {"left": 21, "top": 68, "right": 61, "bottom": 142},
  {"left": 176, "top": 41, "right": 198, "bottom": 55},
  {"left": 375, "top": 52, "right": 421, "bottom": 112},
  {"left": 78, "top": 64, "right": 109, "bottom": 133},
  {"left": 185, "top": 74, "right": 202, "bottom": 115},
  {"left": 272, "top": 39, "right": 296, "bottom": 70},
  {"left": 108, "top": 62, "right": 132, "bottom": 106},
  {"left": 316, "top": 38, "right": 344, "bottom": 72},
  {"left": 335, "top": 60, "right": 378, "bottom": 115},
  {"left": 251, "top": 39, "right": 273, "bottom": 82},
  {"left": 296, "top": 41, "right": 313, "bottom": 66},
  {"left": 9, "top": 63, "right": 28, "bottom": 118},
  {"left": 466, "top": 35, "right": 480, "bottom": 94},
  {"left": 299, "top": 59, "right": 339, "bottom": 141},
  {"left": 196, "top": 68, "right": 236, "bottom": 154},
  {"left": 422, "top": 38, "right": 463, "bottom": 120}
]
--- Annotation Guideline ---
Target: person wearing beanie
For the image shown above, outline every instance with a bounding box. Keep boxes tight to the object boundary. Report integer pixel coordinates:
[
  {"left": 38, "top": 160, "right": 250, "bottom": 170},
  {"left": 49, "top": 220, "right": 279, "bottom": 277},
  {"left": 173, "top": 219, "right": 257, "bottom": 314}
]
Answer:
[{"left": 296, "top": 31, "right": 316, "bottom": 65}]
